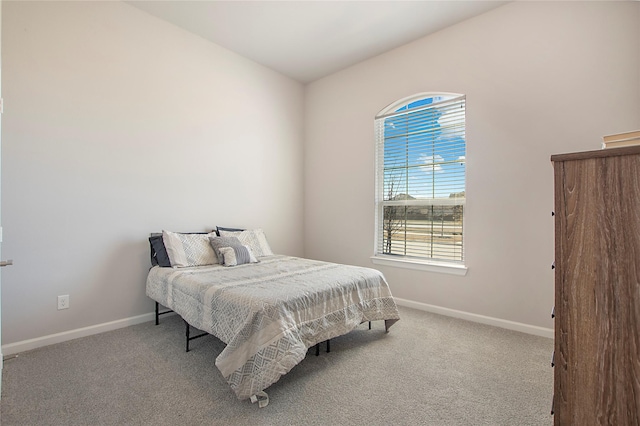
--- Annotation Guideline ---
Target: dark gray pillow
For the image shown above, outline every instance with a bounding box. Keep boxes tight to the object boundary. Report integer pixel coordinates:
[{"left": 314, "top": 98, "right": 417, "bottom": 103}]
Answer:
[
  {"left": 209, "top": 236, "right": 244, "bottom": 263},
  {"left": 149, "top": 234, "right": 171, "bottom": 267},
  {"left": 216, "top": 226, "right": 245, "bottom": 235}
]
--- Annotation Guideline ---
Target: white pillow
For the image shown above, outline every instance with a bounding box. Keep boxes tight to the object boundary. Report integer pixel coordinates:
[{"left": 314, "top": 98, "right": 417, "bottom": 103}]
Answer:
[
  {"left": 218, "top": 229, "right": 274, "bottom": 257},
  {"left": 162, "top": 230, "right": 219, "bottom": 268},
  {"left": 219, "top": 245, "right": 258, "bottom": 267}
]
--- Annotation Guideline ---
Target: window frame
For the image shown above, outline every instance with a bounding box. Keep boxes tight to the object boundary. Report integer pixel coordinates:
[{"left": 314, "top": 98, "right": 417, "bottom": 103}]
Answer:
[{"left": 372, "top": 92, "right": 468, "bottom": 275}]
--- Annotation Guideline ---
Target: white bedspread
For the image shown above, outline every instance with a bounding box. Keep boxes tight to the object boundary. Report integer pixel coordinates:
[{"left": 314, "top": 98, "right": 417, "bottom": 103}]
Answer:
[{"left": 146, "top": 255, "right": 400, "bottom": 400}]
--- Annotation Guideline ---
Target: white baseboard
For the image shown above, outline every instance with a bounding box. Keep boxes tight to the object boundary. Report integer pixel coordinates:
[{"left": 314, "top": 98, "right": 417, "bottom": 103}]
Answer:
[
  {"left": 394, "top": 298, "right": 554, "bottom": 339},
  {"left": 1, "top": 300, "right": 553, "bottom": 357},
  {"left": 2, "top": 312, "right": 156, "bottom": 357}
]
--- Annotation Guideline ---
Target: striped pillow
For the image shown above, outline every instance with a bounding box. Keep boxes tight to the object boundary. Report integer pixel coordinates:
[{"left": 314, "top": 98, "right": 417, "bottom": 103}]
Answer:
[{"left": 218, "top": 245, "right": 258, "bottom": 267}]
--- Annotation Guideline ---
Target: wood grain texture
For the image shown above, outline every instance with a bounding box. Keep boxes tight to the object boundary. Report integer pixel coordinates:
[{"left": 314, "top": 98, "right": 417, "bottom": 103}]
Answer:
[
  {"left": 553, "top": 151, "right": 640, "bottom": 425},
  {"left": 551, "top": 145, "right": 640, "bottom": 163}
]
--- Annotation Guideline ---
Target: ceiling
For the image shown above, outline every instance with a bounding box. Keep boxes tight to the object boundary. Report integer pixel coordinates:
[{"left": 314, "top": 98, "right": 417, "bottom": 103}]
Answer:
[{"left": 127, "top": 1, "right": 508, "bottom": 83}]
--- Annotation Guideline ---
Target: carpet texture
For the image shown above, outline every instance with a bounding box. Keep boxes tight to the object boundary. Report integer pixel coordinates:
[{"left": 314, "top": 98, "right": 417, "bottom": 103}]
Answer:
[{"left": 1, "top": 306, "right": 554, "bottom": 425}]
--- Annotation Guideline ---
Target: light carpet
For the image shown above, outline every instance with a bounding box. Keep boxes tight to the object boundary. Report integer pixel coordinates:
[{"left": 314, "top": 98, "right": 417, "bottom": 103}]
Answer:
[{"left": 1, "top": 306, "right": 554, "bottom": 425}]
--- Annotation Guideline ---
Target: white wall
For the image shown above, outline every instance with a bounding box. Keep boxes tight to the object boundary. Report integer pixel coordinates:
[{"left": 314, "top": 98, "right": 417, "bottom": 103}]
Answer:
[
  {"left": 304, "top": 1, "right": 640, "bottom": 329},
  {"left": 1, "top": 1, "right": 304, "bottom": 345},
  {"left": 2, "top": 0, "right": 638, "bottom": 349}
]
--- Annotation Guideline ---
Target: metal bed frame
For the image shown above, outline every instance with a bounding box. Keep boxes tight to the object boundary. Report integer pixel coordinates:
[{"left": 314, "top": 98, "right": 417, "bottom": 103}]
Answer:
[{"left": 155, "top": 301, "right": 370, "bottom": 354}]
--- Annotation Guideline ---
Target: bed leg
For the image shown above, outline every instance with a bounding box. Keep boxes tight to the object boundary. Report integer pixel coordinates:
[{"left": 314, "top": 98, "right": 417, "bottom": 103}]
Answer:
[
  {"left": 182, "top": 320, "right": 208, "bottom": 352},
  {"left": 369, "top": 321, "right": 372, "bottom": 330},
  {"left": 155, "top": 302, "right": 159, "bottom": 325},
  {"left": 185, "top": 320, "right": 191, "bottom": 352},
  {"left": 326, "top": 339, "right": 330, "bottom": 353}
]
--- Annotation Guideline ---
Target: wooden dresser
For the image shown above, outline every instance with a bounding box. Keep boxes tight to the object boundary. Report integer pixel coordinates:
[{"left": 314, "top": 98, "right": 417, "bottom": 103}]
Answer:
[{"left": 551, "top": 146, "right": 640, "bottom": 425}]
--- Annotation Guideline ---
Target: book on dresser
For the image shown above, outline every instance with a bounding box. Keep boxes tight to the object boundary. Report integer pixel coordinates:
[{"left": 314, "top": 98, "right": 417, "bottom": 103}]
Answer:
[
  {"left": 550, "top": 145, "right": 640, "bottom": 426},
  {"left": 601, "top": 129, "right": 640, "bottom": 149}
]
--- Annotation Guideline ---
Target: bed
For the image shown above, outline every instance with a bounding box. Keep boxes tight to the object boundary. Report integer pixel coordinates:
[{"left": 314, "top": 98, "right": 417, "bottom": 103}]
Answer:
[{"left": 145, "top": 228, "right": 400, "bottom": 405}]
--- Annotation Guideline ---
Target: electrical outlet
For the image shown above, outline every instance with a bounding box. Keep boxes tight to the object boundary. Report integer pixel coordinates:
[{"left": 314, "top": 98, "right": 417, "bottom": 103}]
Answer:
[{"left": 57, "top": 295, "right": 69, "bottom": 310}]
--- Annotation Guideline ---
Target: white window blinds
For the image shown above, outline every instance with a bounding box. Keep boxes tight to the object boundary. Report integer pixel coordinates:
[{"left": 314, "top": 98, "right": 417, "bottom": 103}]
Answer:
[{"left": 375, "top": 94, "right": 466, "bottom": 263}]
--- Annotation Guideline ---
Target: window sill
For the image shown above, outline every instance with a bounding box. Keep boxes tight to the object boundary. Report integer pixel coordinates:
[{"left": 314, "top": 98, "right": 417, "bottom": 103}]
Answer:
[{"left": 370, "top": 255, "right": 468, "bottom": 276}]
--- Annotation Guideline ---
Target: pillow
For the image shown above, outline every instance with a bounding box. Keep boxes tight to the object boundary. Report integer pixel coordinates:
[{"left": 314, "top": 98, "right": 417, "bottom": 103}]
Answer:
[
  {"left": 209, "top": 236, "right": 244, "bottom": 264},
  {"left": 149, "top": 233, "right": 171, "bottom": 267},
  {"left": 216, "top": 226, "right": 245, "bottom": 235},
  {"left": 218, "top": 228, "right": 274, "bottom": 257},
  {"left": 219, "top": 245, "right": 258, "bottom": 267},
  {"left": 162, "top": 230, "right": 219, "bottom": 267}
]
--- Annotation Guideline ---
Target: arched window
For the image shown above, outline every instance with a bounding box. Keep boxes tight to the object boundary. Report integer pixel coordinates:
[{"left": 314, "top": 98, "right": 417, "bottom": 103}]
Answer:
[{"left": 374, "top": 93, "right": 466, "bottom": 269}]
